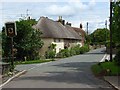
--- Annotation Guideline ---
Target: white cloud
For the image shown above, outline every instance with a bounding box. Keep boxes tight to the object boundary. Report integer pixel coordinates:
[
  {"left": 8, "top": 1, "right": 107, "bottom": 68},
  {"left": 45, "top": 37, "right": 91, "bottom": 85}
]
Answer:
[
  {"left": 0, "top": 2, "right": 3, "bottom": 30},
  {"left": 45, "top": 0, "right": 96, "bottom": 16},
  {"left": 45, "top": 5, "right": 74, "bottom": 16},
  {"left": 1, "top": 0, "right": 110, "bottom": 2},
  {"left": 0, "top": 1, "right": 109, "bottom": 32}
]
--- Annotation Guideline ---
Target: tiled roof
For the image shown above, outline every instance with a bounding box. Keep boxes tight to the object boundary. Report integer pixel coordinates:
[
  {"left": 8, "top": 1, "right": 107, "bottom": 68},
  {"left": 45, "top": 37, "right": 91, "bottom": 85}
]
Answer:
[{"left": 72, "top": 27, "right": 86, "bottom": 37}]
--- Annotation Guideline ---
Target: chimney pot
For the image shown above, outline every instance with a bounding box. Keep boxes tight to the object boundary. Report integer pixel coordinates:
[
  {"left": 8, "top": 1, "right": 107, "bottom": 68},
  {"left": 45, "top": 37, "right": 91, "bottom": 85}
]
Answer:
[{"left": 80, "top": 23, "right": 82, "bottom": 29}]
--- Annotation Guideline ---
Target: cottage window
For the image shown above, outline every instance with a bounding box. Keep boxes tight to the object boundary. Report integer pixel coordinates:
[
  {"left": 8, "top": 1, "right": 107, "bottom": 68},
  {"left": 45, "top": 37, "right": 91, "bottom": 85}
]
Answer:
[
  {"left": 58, "top": 39, "right": 61, "bottom": 42},
  {"left": 54, "top": 39, "right": 56, "bottom": 42},
  {"left": 54, "top": 39, "right": 61, "bottom": 42},
  {"left": 59, "top": 48, "right": 61, "bottom": 52}
]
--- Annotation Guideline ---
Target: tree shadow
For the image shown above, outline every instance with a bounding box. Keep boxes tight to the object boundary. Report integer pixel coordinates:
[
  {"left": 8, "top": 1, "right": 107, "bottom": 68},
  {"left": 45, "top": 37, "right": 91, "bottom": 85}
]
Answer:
[{"left": 16, "top": 62, "right": 111, "bottom": 88}]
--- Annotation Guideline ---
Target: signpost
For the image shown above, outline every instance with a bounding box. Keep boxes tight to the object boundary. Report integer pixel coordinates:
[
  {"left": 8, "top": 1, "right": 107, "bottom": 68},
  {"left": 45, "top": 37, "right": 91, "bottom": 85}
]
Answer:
[{"left": 5, "top": 22, "right": 17, "bottom": 71}]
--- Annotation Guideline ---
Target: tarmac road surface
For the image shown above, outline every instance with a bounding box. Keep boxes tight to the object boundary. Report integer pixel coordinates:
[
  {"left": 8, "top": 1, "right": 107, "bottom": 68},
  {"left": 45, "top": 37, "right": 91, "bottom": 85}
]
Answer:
[{"left": 2, "top": 48, "right": 115, "bottom": 89}]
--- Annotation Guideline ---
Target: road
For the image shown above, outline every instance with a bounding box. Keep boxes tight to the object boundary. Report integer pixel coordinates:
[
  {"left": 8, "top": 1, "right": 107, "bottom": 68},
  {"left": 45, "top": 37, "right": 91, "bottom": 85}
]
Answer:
[{"left": 2, "top": 48, "right": 114, "bottom": 89}]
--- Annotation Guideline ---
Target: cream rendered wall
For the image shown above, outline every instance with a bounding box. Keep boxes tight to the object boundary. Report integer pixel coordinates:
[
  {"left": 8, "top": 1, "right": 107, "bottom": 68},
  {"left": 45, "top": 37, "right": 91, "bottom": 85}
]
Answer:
[
  {"left": 40, "top": 38, "right": 64, "bottom": 56},
  {"left": 52, "top": 39, "right": 64, "bottom": 54},
  {"left": 76, "top": 42, "right": 83, "bottom": 47},
  {"left": 64, "top": 39, "right": 83, "bottom": 48},
  {"left": 39, "top": 38, "right": 54, "bottom": 56},
  {"left": 69, "top": 42, "right": 82, "bottom": 48},
  {"left": 40, "top": 38, "right": 82, "bottom": 56}
]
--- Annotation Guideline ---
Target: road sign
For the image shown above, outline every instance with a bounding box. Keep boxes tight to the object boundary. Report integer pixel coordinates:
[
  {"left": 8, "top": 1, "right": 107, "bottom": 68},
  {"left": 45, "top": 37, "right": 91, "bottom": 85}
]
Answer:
[{"left": 5, "top": 22, "right": 17, "bottom": 37}]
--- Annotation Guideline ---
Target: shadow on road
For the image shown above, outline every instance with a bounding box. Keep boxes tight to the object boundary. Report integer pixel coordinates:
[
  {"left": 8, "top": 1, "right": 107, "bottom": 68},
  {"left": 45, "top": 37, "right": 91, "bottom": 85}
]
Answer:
[{"left": 15, "top": 61, "right": 112, "bottom": 88}]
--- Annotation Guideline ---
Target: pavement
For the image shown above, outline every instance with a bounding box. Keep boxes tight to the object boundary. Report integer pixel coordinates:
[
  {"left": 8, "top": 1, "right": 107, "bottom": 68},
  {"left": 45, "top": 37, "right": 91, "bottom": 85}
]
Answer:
[
  {"left": 104, "top": 76, "right": 120, "bottom": 90},
  {"left": 100, "top": 53, "right": 120, "bottom": 90},
  {"left": 0, "top": 47, "right": 120, "bottom": 90}
]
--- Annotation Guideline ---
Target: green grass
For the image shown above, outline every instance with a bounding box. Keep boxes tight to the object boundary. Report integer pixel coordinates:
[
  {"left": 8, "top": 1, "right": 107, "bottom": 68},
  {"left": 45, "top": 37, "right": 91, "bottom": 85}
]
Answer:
[
  {"left": 15, "top": 59, "right": 55, "bottom": 65},
  {"left": 91, "top": 61, "right": 120, "bottom": 76}
]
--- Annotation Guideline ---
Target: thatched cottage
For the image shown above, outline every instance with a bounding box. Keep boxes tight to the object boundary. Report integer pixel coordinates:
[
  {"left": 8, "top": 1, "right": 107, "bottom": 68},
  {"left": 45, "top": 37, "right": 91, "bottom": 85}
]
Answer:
[{"left": 33, "top": 16, "right": 86, "bottom": 55}]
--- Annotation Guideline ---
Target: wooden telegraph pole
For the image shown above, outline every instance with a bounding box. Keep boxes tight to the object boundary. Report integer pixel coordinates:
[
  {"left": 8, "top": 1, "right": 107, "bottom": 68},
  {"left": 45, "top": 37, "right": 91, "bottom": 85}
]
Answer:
[
  {"left": 110, "top": 0, "right": 113, "bottom": 61},
  {"left": 5, "top": 22, "right": 17, "bottom": 71}
]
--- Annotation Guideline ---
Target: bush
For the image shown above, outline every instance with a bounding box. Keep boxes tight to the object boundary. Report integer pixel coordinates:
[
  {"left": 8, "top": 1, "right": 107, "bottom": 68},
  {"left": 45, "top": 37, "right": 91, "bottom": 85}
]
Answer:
[
  {"left": 58, "top": 49, "right": 70, "bottom": 58},
  {"left": 105, "top": 41, "right": 116, "bottom": 48},
  {"left": 79, "top": 45, "right": 89, "bottom": 54},
  {"left": 45, "top": 50, "right": 56, "bottom": 59},
  {"left": 114, "top": 49, "right": 120, "bottom": 66},
  {"left": 72, "top": 45, "right": 80, "bottom": 55},
  {"left": 57, "top": 44, "right": 90, "bottom": 58},
  {"left": 79, "top": 47, "right": 85, "bottom": 54},
  {"left": 45, "top": 43, "right": 56, "bottom": 59},
  {"left": 69, "top": 48, "right": 76, "bottom": 56}
]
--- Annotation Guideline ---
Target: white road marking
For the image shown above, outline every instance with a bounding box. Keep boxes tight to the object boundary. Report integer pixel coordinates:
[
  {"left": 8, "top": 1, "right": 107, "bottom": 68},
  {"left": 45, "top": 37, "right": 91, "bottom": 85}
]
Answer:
[
  {"left": 0, "top": 70, "right": 26, "bottom": 88},
  {"left": 100, "top": 54, "right": 107, "bottom": 62}
]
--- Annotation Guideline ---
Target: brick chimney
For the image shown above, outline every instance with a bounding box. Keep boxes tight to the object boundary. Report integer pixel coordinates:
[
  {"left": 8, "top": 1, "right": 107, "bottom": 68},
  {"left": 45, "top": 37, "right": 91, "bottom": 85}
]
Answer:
[
  {"left": 58, "top": 16, "right": 65, "bottom": 25},
  {"left": 66, "top": 22, "right": 71, "bottom": 26},
  {"left": 80, "top": 23, "right": 82, "bottom": 29}
]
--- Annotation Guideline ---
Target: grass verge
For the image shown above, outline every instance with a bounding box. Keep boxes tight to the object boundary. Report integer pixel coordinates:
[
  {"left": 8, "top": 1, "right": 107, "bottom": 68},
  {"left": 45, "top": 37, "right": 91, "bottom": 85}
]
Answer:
[
  {"left": 91, "top": 61, "right": 120, "bottom": 76},
  {"left": 14, "top": 59, "right": 55, "bottom": 65}
]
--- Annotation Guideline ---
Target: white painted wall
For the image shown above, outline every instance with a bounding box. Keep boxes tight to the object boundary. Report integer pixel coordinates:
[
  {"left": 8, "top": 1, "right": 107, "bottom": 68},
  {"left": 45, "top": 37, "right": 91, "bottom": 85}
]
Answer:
[
  {"left": 52, "top": 39, "right": 64, "bottom": 53},
  {"left": 77, "top": 42, "right": 83, "bottom": 47}
]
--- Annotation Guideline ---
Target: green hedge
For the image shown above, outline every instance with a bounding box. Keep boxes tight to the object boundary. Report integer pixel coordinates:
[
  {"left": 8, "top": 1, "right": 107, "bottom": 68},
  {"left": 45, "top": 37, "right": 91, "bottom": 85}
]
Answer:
[
  {"left": 57, "top": 45, "right": 90, "bottom": 58},
  {"left": 45, "top": 50, "right": 56, "bottom": 59},
  {"left": 57, "top": 49, "right": 70, "bottom": 58}
]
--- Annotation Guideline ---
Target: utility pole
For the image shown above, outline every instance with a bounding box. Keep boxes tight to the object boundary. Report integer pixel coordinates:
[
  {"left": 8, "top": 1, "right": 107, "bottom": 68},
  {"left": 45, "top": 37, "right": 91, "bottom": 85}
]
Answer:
[
  {"left": 87, "top": 22, "right": 88, "bottom": 35},
  {"left": 105, "top": 20, "right": 107, "bottom": 43},
  {"left": 26, "top": 9, "right": 29, "bottom": 17},
  {"left": 110, "top": 0, "right": 113, "bottom": 61},
  {"left": 105, "top": 20, "right": 107, "bottom": 29}
]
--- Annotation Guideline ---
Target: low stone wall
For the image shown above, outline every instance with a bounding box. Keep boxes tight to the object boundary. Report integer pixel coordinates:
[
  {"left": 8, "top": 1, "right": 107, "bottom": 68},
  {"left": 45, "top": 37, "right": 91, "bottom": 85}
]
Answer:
[{"left": 0, "top": 62, "right": 10, "bottom": 75}]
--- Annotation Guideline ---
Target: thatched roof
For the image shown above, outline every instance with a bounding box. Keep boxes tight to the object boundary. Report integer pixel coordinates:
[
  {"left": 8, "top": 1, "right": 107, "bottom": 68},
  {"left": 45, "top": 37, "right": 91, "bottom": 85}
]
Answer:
[{"left": 33, "top": 17, "right": 82, "bottom": 40}]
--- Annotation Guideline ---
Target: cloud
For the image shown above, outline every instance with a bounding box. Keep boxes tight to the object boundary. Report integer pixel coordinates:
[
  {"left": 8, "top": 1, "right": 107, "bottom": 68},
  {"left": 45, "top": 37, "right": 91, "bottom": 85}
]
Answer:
[
  {"left": 45, "top": 5, "right": 74, "bottom": 16},
  {"left": 0, "top": 1, "right": 109, "bottom": 32},
  {"left": 1, "top": 0, "right": 110, "bottom": 2},
  {"left": 45, "top": 0, "right": 96, "bottom": 16}
]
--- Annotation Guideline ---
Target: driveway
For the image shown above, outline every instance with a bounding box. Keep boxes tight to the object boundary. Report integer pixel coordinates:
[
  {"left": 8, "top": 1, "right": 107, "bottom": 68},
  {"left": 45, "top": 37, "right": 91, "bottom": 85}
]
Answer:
[{"left": 2, "top": 48, "right": 114, "bottom": 89}]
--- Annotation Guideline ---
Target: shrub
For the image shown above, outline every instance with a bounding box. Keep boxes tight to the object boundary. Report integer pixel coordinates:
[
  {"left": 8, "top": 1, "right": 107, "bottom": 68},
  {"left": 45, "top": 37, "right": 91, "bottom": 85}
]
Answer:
[
  {"left": 114, "top": 49, "right": 120, "bottom": 66},
  {"left": 56, "top": 44, "right": 90, "bottom": 58},
  {"left": 105, "top": 41, "right": 116, "bottom": 48},
  {"left": 79, "top": 45, "right": 90, "bottom": 54},
  {"left": 79, "top": 47, "right": 85, "bottom": 54},
  {"left": 105, "top": 59, "right": 108, "bottom": 62},
  {"left": 57, "top": 49, "right": 70, "bottom": 58},
  {"left": 45, "top": 43, "right": 56, "bottom": 59},
  {"left": 69, "top": 48, "right": 76, "bottom": 56},
  {"left": 45, "top": 50, "right": 56, "bottom": 59}
]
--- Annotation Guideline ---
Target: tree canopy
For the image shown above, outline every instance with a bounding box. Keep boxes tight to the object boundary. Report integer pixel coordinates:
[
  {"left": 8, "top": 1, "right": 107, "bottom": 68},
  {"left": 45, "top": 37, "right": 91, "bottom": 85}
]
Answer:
[
  {"left": 89, "top": 28, "right": 110, "bottom": 45},
  {"left": 2, "top": 19, "right": 44, "bottom": 61},
  {"left": 112, "top": 1, "right": 120, "bottom": 45}
]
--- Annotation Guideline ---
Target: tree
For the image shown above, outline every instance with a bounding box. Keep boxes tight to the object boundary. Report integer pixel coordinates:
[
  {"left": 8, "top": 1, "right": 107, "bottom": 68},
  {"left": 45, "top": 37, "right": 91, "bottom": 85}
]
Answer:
[
  {"left": 112, "top": 1, "right": 120, "bottom": 66},
  {"left": 112, "top": 1, "right": 120, "bottom": 46},
  {"left": 89, "top": 28, "right": 110, "bottom": 45},
  {"left": 2, "top": 19, "right": 44, "bottom": 61}
]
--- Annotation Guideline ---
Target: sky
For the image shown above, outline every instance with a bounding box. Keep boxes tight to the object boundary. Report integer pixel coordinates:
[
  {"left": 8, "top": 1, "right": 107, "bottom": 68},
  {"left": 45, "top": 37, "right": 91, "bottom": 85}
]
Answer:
[{"left": 0, "top": 0, "right": 110, "bottom": 33}]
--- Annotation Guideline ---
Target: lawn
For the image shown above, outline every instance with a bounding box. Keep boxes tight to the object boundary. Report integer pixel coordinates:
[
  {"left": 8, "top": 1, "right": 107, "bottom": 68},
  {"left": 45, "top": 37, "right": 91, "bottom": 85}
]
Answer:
[
  {"left": 91, "top": 61, "right": 120, "bottom": 76},
  {"left": 15, "top": 59, "right": 54, "bottom": 65}
]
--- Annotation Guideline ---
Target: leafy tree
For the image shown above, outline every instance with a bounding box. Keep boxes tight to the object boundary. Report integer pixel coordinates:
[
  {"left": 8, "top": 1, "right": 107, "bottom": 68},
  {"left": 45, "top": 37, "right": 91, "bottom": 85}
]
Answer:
[
  {"left": 2, "top": 27, "right": 11, "bottom": 60},
  {"left": 2, "top": 19, "right": 44, "bottom": 61},
  {"left": 112, "top": 1, "right": 120, "bottom": 46},
  {"left": 89, "top": 28, "right": 110, "bottom": 45},
  {"left": 112, "top": 1, "right": 120, "bottom": 66}
]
